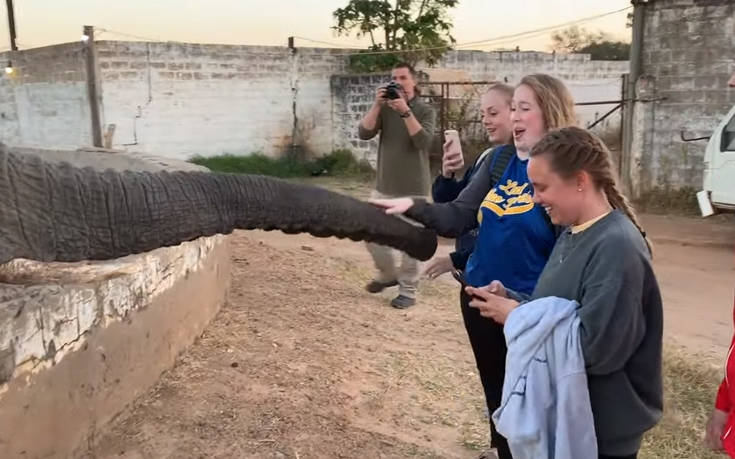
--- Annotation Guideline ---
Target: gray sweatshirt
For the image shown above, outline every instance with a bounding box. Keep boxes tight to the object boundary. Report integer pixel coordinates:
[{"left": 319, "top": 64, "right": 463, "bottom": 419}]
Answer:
[{"left": 512, "top": 210, "right": 663, "bottom": 456}]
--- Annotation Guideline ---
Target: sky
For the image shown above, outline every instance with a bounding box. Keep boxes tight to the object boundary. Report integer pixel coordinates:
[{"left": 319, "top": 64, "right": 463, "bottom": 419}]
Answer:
[{"left": 0, "top": 0, "right": 632, "bottom": 52}]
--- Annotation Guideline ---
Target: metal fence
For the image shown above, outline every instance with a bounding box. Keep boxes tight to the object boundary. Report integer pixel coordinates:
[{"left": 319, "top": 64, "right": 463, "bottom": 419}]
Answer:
[{"left": 419, "top": 79, "right": 628, "bottom": 174}]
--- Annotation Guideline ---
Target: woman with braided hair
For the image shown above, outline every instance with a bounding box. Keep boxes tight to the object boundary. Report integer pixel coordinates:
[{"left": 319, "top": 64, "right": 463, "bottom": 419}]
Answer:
[
  {"left": 466, "top": 126, "right": 663, "bottom": 459},
  {"left": 371, "top": 74, "right": 576, "bottom": 459}
]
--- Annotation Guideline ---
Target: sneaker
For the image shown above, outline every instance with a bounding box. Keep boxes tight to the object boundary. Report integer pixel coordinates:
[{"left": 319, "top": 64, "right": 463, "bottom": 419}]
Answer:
[
  {"left": 390, "top": 294, "right": 416, "bottom": 309},
  {"left": 365, "top": 279, "right": 398, "bottom": 293}
]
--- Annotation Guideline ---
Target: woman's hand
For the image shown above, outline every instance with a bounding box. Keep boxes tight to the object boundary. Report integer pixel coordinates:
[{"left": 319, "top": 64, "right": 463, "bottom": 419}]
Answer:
[
  {"left": 424, "top": 255, "right": 454, "bottom": 279},
  {"left": 368, "top": 197, "right": 414, "bottom": 215},
  {"left": 486, "top": 280, "right": 507, "bottom": 298},
  {"left": 705, "top": 408, "right": 728, "bottom": 451},
  {"left": 466, "top": 283, "right": 519, "bottom": 324},
  {"left": 441, "top": 139, "right": 464, "bottom": 178}
]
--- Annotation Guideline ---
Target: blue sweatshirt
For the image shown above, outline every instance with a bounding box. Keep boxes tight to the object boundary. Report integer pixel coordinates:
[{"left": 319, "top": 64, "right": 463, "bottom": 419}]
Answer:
[{"left": 407, "top": 151, "right": 556, "bottom": 294}]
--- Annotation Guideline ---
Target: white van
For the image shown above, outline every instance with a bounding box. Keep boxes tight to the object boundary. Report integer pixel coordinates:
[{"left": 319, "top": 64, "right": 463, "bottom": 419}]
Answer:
[{"left": 698, "top": 103, "right": 735, "bottom": 216}]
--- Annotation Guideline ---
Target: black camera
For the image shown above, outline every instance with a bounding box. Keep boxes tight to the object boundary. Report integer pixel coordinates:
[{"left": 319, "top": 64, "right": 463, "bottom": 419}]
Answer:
[{"left": 382, "top": 81, "right": 403, "bottom": 100}]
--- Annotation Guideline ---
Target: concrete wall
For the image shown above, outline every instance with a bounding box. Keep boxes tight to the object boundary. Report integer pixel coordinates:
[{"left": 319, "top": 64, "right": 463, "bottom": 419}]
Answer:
[
  {"left": 1, "top": 40, "right": 627, "bottom": 164},
  {"left": 436, "top": 49, "right": 628, "bottom": 82},
  {"left": 434, "top": 50, "right": 628, "bottom": 139},
  {"left": 96, "top": 41, "right": 347, "bottom": 160},
  {"left": 0, "top": 43, "right": 92, "bottom": 149},
  {"left": 0, "top": 149, "right": 231, "bottom": 459},
  {"left": 333, "top": 53, "right": 628, "bottom": 162},
  {"left": 632, "top": 0, "right": 735, "bottom": 192}
]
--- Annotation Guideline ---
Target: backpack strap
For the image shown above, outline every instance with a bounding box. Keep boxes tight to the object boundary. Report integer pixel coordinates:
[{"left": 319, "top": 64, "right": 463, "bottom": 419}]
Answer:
[{"left": 488, "top": 145, "right": 515, "bottom": 188}]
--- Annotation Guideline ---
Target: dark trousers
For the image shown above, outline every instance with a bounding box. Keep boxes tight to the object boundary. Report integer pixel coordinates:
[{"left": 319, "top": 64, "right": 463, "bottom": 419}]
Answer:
[{"left": 460, "top": 289, "right": 512, "bottom": 459}]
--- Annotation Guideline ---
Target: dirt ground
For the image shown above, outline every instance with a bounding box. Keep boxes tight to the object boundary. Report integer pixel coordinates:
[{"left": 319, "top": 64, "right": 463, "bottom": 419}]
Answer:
[{"left": 78, "top": 180, "right": 735, "bottom": 459}]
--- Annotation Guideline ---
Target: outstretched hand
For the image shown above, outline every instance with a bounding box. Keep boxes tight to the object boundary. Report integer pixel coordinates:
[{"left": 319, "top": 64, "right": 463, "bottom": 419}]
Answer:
[
  {"left": 369, "top": 197, "right": 415, "bottom": 215},
  {"left": 424, "top": 255, "right": 454, "bottom": 279},
  {"left": 466, "top": 281, "right": 518, "bottom": 324}
]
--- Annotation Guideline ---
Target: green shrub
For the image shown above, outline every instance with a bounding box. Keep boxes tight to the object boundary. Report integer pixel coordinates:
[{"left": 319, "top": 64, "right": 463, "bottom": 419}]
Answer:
[{"left": 190, "top": 150, "right": 374, "bottom": 180}]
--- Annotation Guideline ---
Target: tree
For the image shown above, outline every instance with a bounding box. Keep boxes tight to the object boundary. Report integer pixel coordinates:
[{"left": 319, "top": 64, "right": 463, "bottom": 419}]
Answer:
[
  {"left": 550, "top": 26, "right": 630, "bottom": 61},
  {"left": 332, "top": 0, "right": 459, "bottom": 72},
  {"left": 551, "top": 26, "right": 599, "bottom": 54},
  {"left": 578, "top": 40, "right": 630, "bottom": 61}
]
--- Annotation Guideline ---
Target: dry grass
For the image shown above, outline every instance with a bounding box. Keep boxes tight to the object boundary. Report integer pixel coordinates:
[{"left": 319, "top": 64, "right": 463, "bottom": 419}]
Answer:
[
  {"left": 339, "top": 261, "right": 491, "bottom": 453},
  {"left": 85, "top": 173, "right": 729, "bottom": 457},
  {"left": 640, "top": 347, "right": 724, "bottom": 459},
  {"left": 300, "top": 176, "right": 727, "bottom": 458}
]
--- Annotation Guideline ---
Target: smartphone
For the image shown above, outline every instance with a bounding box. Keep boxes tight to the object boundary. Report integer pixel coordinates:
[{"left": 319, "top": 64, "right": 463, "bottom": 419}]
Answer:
[
  {"left": 444, "top": 129, "right": 461, "bottom": 152},
  {"left": 452, "top": 269, "right": 481, "bottom": 300},
  {"left": 451, "top": 269, "right": 469, "bottom": 289},
  {"left": 443, "top": 130, "right": 463, "bottom": 168}
]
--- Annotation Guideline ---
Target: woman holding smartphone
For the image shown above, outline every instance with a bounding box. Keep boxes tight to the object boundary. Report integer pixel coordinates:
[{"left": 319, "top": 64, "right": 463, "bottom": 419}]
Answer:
[
  {"left": 467, "top": 127, "right": 663, "bottom": 459},
  {"left": 426, "top": 83, "right": 515, "bottom": 280},
  {"left": 371, "top": 74, "right": 577, "bottom": 459}
]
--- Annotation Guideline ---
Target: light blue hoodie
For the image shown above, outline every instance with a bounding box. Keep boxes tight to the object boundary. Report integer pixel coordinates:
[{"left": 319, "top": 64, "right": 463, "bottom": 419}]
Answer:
[{"left": 492, "top": 296, "right": 597, "bottom": 459}]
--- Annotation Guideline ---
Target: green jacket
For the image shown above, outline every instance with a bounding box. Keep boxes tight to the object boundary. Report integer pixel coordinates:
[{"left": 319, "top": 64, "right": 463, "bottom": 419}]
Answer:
[{"left": 358, "top": 97, "right": 436, "bottom": 196}]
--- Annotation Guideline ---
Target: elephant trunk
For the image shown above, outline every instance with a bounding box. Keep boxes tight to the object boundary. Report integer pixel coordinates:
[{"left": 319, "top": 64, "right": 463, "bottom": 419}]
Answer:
[{"left": 0, "top": 146, "right": 437, "bottom": 265}]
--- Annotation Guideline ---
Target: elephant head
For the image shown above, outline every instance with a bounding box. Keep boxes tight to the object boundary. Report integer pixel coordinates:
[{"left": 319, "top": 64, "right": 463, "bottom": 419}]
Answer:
[{"left": 0, "top": 144, "right": 437, "bottom": 266}]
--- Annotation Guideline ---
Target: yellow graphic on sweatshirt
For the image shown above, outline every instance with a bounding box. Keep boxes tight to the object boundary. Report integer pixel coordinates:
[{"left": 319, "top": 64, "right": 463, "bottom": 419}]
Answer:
[{"left": 477, "top": 179, "right": 535, "bottom": 223}]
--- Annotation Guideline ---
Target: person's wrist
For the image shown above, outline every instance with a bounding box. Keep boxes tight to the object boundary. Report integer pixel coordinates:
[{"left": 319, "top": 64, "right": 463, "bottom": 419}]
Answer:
[{"left": 400, "top": 109, "right": 412, "bottom": 118}]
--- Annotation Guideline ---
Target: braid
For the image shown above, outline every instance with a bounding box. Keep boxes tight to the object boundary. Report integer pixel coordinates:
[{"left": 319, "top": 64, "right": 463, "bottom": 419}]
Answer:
[
  {"left": 604, "top": 180, "right": 653, "bottom": 255},
  {"left": 531, "top": 126, "right": 652, "bottom": 255}
]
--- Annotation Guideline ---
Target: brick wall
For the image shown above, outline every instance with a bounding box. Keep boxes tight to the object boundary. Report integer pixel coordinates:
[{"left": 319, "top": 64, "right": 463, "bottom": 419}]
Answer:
[
  {"left": 333, "top": 53, "right": 628, "bottom": 164},
  {"left": 632, "top": 0, "right": 735, "bottom": 191},
  {"left": 1, "top": 40, "right": 628, "bottom": 165},
  {"left": 96, "top": 41, "right": 347, "bottom": 160},
  {"left": 0, "top": 43, "right": 92, "bottom": 149}
]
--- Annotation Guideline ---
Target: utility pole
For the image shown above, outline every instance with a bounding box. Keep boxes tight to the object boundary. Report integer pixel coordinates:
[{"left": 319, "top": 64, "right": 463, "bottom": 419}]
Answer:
[
  {"left": 5, "top": 0, "right": 18, "bottom": 51},
  {"left": 621, "top": 0, "right": 647, "bottom": 196},
  {"left": 83, "top": 25, "right": 103, "bottom": 147}
]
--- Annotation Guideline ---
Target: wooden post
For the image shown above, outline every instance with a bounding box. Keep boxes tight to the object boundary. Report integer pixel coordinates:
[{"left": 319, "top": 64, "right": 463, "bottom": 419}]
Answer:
[
  {"left": 619, "top": 73, "right": 629, "bottom": 178},
  {"left": 103, "top": 124, "right": 116, "bottom": 149},
  {"left": 83, "top": 25, "right": 103, "bottom": 147},
  {"left": 5, "top": 0, "right": 17, "bottom": 51}
]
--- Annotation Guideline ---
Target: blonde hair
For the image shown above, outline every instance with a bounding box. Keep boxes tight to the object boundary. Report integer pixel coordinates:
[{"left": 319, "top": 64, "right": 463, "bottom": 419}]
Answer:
[
  {"left": 485, "top": 82, "right": 514, "bottom": 105},
  {"left": 518, "top": 74, "right": 577, "bottom": 130},
  {"left": 531, "top": 126, "right": 651, "bottom": 254}
]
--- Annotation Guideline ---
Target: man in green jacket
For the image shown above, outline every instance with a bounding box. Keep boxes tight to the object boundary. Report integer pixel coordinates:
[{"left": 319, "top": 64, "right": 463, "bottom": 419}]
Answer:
[{"left": 358, "top": 62, "right": 436, "bottom": 308}]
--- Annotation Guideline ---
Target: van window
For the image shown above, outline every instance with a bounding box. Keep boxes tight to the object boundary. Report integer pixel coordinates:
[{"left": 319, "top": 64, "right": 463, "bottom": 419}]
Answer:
[{"left": 724, "top": 114, "right": 735, "bottom": 152}]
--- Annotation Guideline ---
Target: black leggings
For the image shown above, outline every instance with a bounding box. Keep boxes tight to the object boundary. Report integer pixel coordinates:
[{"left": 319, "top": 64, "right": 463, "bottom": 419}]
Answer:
[{"left": 460, "top": 289, "right": 512, "bottom": 459}]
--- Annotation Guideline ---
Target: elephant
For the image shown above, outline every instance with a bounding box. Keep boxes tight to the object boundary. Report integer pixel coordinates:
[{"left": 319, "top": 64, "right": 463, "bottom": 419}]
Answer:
[{"left": 0, "top": 143, "right": 438, "bottom": 267}]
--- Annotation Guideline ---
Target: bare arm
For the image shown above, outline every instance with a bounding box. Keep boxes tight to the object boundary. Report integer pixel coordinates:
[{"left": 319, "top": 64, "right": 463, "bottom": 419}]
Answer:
[
  {"left": 386, "top": 97, "right": 435, "bottom": 150},
  {"left": 406, "top": 104, "right": 435, "bottom": 149},
  {"left": 358, "top": 88, "right": 386, "bottom": 140},
  {"left": 403, "top": 111, "right": 424, "bottom": 137}
]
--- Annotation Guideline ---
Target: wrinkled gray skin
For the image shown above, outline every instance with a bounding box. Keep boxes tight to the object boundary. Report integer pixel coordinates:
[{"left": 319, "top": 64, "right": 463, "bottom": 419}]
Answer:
[{"left": 0, "top": 144, "right": 437, "bottom": 265}]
